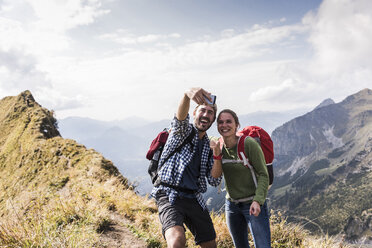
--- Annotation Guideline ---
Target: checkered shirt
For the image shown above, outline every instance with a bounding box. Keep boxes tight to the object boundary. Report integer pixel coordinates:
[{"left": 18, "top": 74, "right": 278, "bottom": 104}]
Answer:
[{"left": 151, "top": 114, "right": 222, "bottom": 210}]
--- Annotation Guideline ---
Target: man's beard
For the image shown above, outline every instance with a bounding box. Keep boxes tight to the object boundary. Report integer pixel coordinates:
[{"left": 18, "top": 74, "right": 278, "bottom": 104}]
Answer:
[{"left": 194, "top": 117, "right": 212, "bottom": 132}]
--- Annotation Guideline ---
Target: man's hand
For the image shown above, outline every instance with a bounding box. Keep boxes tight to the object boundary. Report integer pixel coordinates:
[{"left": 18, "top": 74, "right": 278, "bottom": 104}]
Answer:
[
  {"left": 177, "top": 87, "right": 212, "bottom": 121},
  {"left": 185, "top": 87, "right": 212, "bottom": 105},
  {"left": 249, "top": 201, "right": 261, "bottom": 217}
]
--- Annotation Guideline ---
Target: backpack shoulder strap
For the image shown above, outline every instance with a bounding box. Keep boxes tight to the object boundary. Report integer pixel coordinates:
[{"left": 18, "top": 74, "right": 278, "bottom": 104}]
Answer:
[
  {"left": 237, "top": 135, "right": 258, "bottom": 187},
  {"left": 237, "top": 135, "right": 246, "bottom": 161},
  {"left": 161, "top": 127, "right": 196, "bottom": 166}
]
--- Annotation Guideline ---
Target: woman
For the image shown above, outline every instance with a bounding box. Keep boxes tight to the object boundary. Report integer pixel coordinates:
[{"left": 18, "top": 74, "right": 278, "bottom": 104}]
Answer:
[{"left": 210, "top": 109, "right": 271, "bottom": 248}]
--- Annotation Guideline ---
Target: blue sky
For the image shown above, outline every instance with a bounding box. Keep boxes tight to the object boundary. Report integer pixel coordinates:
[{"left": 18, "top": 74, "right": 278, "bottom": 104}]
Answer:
[
  {"left": 99, "top": 1, "right": 320, "bottom": 33},
  {"left": 1, "top": 0, "right": 371, "bottom": 121}
]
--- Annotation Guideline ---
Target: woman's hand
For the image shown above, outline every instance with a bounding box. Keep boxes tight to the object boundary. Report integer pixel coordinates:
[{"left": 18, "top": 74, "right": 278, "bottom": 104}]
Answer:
[
  {"left": 210, "top": 139, "right": 221, "bottom": 156},
  {"left": 210, "top": 138, "right": 223, "bottom": 178},
  {"left": 249, "top": 201, "right": 261, "bottom": 217}
]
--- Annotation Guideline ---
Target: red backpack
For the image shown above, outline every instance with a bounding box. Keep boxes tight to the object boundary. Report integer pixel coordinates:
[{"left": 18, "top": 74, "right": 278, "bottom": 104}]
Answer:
[
  {"left": 146, "top": 128, "right": 195, "bottom": 185},
  {"left": 223, "top": 126, "right": 274, "bottom": 187}
]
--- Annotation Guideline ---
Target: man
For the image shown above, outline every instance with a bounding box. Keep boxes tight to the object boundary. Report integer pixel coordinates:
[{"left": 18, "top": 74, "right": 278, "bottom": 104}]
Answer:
[{"left": 151, "top": 87, "right": 222, "bottom": 248}]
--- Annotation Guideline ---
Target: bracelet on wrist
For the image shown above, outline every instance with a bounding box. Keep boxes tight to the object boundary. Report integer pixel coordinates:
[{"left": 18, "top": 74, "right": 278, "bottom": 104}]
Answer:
[{"left": 213, "top": 154, "right": 222, "bottom": 160}]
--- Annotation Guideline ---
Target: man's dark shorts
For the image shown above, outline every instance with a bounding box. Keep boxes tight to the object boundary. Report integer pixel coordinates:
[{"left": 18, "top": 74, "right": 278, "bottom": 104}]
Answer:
[{"left": 155, "top": 192, "right": 216, "bottom": 245}]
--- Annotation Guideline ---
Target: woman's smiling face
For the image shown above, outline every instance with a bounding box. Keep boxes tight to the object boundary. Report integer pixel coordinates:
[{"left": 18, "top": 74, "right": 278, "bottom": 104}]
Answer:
[{"left": 217, "top": 112, "right": 238, "bottom": 138}]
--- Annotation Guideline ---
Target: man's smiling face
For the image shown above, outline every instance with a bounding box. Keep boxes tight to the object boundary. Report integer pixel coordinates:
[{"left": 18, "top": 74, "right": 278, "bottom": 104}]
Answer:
[{"left": 193, "top": 104, "right": 215, "bottom": 133}]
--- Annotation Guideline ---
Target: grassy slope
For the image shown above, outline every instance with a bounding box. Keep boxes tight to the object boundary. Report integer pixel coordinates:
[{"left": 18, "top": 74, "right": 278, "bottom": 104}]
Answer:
[
  {"left": 0, "top": 91, "right": 349, "bottom": 247},
  {"left": 0, "top": 91, "right": 155, "bottom": 247}
]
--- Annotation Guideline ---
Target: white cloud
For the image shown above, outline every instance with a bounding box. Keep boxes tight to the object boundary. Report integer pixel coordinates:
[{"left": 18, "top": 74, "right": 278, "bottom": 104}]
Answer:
[
  {"left": 0, "top": 3, "right": 310, "bottom": 120},
  {"left": 250, "top": 0, "right": 372, "bottom": 109},
  {"left": 0, "top": 0, "right": 109, "bottom": 56},
  {"left": 34, "top": 87, "right": 84, "bottom": 111},
  {"left": 0, "top": 0, "right": 110, "bottom": 112},
  {"left": 250, "top": 78, "right": 299, "bottom": 102},
  {"left": 25, "top": 0, "right": 110, "bottom": 32},
  {"left": 0, "top": 17, "right": 25, "bottom": 51},
  {"left": 248, "top": 76, "right": 320, "bottom": 112},
  {"left": 99, "top": 30, "right": 181, "bottom": 45},
  {"left": 304, "top": 0, "right": 372, "bottom": 75},
  {"left": 159, "top": 24, "right": 305, "bottom": 68},
  {"left": 0, "top": 49, "right": 51, "bottom": 91},
  {"left": 221, "top": 29, "right": 235, "bottom": 38},
  {"left": 51, "top": 24, "right": 302, "bottom": 101}
]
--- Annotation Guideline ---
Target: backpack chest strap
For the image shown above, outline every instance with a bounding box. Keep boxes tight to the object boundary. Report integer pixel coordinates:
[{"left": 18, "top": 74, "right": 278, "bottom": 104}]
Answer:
[
  {"left": 221, "top": 159, "right": 244, "bottom": 164},
  {"left": 228, "top": 195, "right": 255, "bottom": 203}
]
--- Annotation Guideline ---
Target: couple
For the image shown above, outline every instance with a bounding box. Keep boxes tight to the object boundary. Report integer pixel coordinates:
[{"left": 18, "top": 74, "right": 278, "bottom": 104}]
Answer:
[{"left": 151, "top": 87, "right": 271, "bottom": 248}]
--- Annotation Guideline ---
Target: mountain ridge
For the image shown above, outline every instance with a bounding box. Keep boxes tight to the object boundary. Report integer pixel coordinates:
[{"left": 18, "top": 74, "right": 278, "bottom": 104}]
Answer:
[
  {"left": 270, "top": 88, "right": 372, "bottom": 243},
  {"left": 314, "top": 98, "right": 335, "bottom": 110}
]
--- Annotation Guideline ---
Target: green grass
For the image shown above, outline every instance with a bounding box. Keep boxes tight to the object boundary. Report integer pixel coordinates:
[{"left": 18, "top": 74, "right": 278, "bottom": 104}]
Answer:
[
  {"left": 272, "top": 184, "right": 292, "bottom": 198},
  {"left": 315, "top": 163, "right": 341, "bottom": 176}
]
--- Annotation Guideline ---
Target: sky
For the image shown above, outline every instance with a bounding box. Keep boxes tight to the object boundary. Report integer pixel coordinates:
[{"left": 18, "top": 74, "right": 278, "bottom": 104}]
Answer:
[{"left": 1, "top": 0, "right": 372, "bottom": 121}]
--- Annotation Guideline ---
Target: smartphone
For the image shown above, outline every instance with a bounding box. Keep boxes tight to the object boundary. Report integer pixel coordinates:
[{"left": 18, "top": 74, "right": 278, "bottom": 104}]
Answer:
[{"left": 204, "top": 94, "right": 217, "bottom": 105}]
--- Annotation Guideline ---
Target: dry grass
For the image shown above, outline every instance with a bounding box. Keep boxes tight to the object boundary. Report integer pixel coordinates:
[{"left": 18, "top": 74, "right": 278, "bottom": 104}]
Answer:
[
  {"left": 0, "top": 181, "right": 354, "bottom": 248},
  {"left": 0, "top": 192, "right": 102, "bottom": 247},
  {"left": 107, "top": 194, "right": 351, "bottom": 248}
]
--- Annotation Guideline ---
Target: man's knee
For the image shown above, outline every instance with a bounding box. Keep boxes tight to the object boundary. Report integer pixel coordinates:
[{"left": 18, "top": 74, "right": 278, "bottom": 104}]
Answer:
[
  {"left": 165, "top": 225, "right": 186, "bottom": 248},
  {"left": 199, "top": 239, "right": 217, "bottom": 248}
]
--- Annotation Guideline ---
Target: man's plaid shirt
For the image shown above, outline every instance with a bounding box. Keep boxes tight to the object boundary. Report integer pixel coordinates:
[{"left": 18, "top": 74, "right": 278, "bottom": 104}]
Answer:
[{"left": 151, "top": 114, "right": 222, "bottom": 210}]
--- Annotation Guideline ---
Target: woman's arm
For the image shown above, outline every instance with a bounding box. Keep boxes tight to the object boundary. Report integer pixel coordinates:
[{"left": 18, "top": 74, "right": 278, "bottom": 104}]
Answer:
[{"left": 210, "top": 139, "right": 223, "bottom": 178}]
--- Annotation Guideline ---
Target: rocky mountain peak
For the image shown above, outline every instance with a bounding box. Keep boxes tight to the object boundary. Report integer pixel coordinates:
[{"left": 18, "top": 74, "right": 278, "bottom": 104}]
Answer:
[
  {"left": 341, "top": 88, "right": 372, "bottom": 106},
  {"left": 314, "top": 98, "right": 335, "bottom": 110},
  {"left": 356, "top": 87, "right": 372, "bottom": 96},
  {"left": 0, "top": 90, "right": 60, "bottom": 140},
  {"left": 19, "top": 89, "right": 36, "bottom": 104}
]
